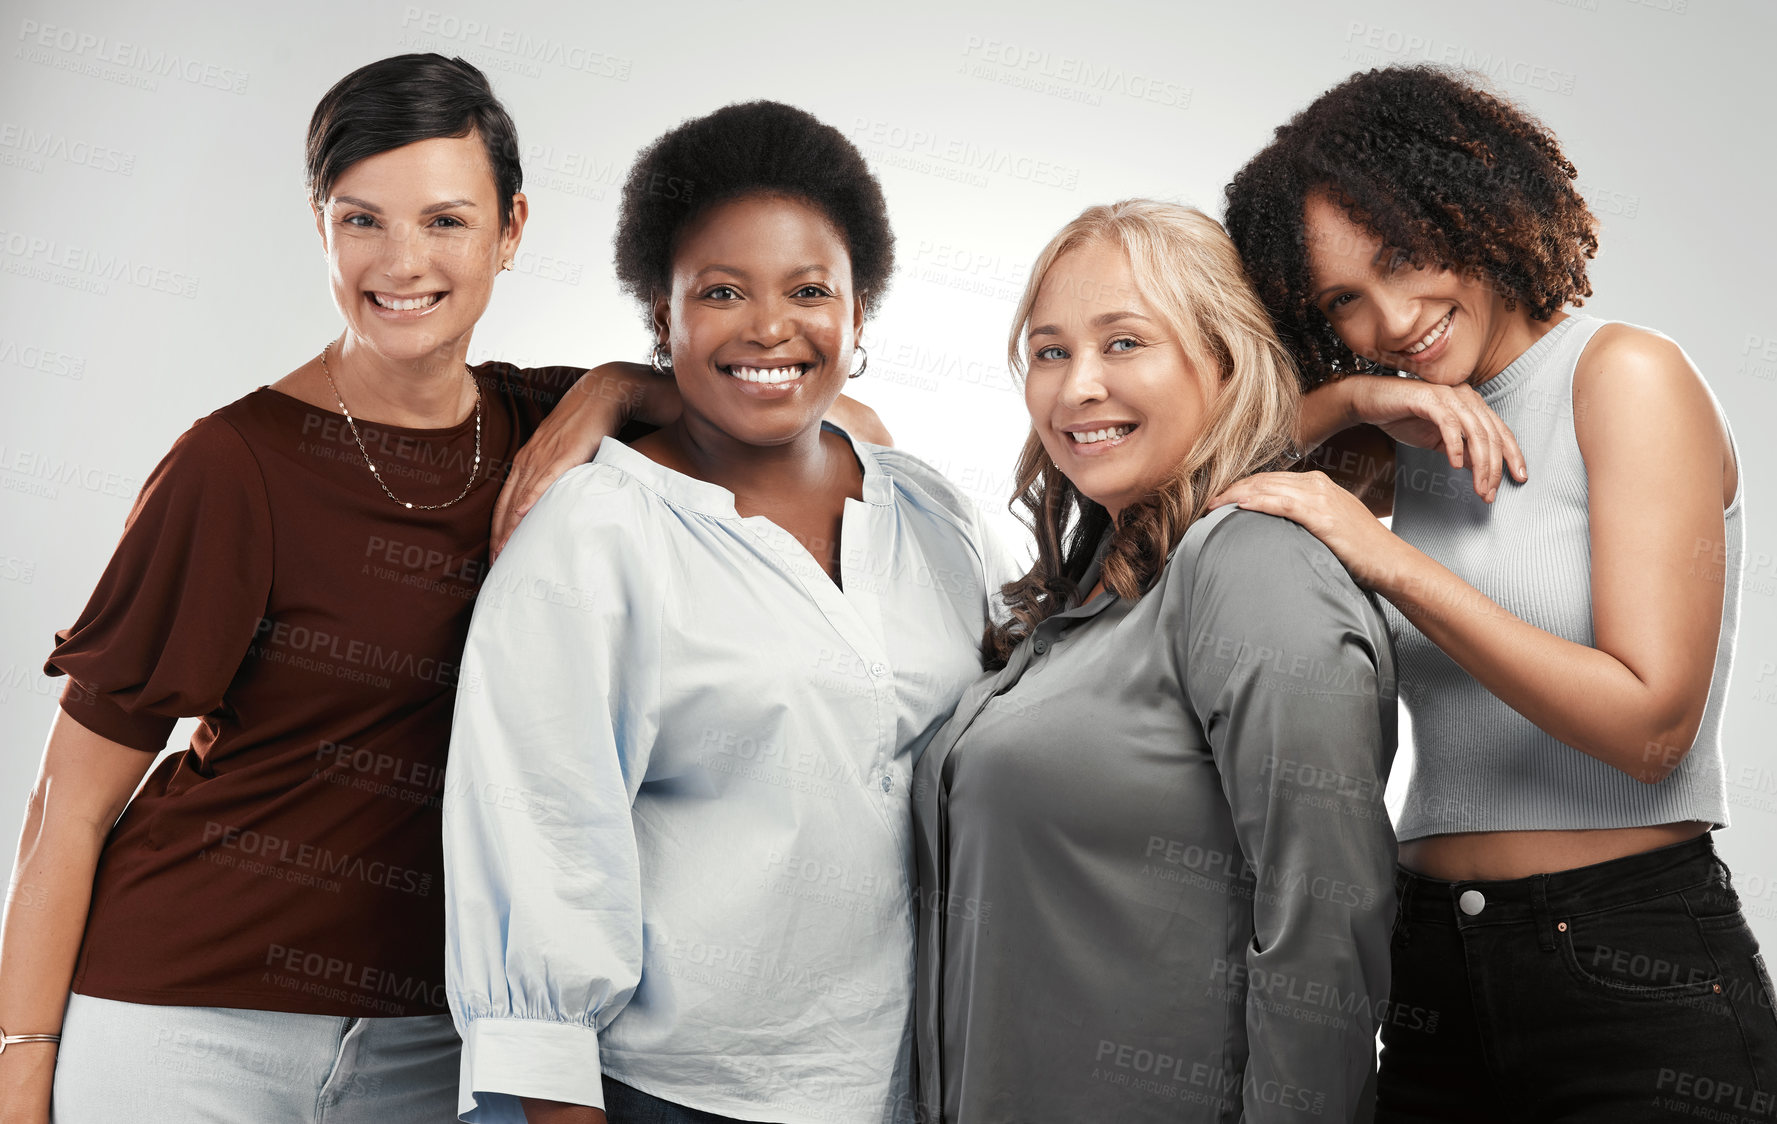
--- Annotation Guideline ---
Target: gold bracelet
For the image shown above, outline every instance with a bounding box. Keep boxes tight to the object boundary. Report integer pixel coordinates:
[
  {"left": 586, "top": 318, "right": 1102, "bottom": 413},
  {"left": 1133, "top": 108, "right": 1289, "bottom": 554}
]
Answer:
[{"left": 0, "top": 1027, "right": 61, "bottom": 1055}]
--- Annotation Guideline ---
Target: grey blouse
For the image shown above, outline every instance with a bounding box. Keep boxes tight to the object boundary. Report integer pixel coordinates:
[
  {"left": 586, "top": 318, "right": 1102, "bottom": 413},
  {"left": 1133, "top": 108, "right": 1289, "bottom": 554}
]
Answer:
[{"left": 912, "top": 507, "right": 1399, "bottom": 1123}]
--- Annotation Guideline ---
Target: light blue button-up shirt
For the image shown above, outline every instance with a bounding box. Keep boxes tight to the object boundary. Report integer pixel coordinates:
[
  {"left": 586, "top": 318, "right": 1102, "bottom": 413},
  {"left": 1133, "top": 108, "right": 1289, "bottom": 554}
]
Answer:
[{"left": 443, "top": 427, "right": 1011, "bottom": 1124}]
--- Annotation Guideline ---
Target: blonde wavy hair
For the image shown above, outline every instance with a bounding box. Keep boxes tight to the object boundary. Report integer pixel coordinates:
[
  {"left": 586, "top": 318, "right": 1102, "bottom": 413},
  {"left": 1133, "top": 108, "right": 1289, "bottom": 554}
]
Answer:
[{"left": 985, "top": 199, "right": 1302, "bottom": 667}]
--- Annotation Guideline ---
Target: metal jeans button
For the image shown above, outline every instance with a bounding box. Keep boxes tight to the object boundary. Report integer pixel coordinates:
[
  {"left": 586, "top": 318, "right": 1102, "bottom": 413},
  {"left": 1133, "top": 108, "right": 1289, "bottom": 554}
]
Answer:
[{"left": 1458, "top": 889, "right": 1486, "bottom": 916}]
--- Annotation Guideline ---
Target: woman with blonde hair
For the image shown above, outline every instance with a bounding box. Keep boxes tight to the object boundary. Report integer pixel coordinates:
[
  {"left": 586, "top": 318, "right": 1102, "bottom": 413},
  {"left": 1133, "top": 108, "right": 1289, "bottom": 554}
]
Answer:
[{"left": 911, "top": 200, "right": 1399, "bottom": 1122}]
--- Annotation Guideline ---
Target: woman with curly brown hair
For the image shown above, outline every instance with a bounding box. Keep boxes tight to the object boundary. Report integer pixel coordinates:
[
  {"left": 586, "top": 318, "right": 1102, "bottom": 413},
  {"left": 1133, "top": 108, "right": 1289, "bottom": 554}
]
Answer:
[
  {"left": 911, "top": 200, "right": 1398, "bottom": 1123},
  {"left": 1219, "top": 65, "right": 1771, "bottom": 1120}
]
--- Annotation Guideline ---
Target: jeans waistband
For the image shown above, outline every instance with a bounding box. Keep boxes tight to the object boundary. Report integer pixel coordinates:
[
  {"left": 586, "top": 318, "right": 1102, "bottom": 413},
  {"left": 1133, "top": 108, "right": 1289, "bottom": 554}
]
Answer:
[{"left": 1395, "top": 833, "right": 1725, "bottom": 930}]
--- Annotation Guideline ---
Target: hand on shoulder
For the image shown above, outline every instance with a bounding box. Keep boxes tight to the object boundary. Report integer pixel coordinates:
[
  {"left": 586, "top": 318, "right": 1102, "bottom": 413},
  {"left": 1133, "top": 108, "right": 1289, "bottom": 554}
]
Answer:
[{"left": 1205, "top": 475, "right": 1409, "bottom": 593}]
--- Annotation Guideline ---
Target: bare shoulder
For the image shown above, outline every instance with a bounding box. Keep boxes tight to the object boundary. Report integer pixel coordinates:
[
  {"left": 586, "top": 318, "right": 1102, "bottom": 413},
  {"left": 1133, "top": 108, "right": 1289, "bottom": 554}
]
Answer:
[
  {"left": 1581, "top": 319, "right": 1692, "bottom": 364},
  {"left": 1573, "top": 323, "right": 1707, "bottom": 408},
  {"left": 1573, "top": 322, "right": 1735, "bottom": 500},
  {"left": 1575, "top": 323, "right": 1716, "bottom": 434}
]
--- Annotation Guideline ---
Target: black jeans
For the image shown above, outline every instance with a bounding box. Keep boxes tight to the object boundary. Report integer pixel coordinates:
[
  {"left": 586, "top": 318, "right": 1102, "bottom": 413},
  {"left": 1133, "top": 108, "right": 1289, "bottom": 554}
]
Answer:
[
  {"left": 1376, "top": 834, "right": 1777, "bottom": 1122},
  {"left": 601, "top": 1078, "right": 761, "bottom": 1124}
]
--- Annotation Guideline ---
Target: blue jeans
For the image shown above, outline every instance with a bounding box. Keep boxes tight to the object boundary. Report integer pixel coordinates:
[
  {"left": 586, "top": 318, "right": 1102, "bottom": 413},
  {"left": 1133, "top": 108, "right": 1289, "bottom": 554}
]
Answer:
[
  {"left": 1376, "top": 834, "right": 1777, "bottom": 1122},
  {"left": 51, "top": 992, "right": 459, "bottom": 1123},
  {"left": 602, "top": 1079, "right": 760, "bottom": 1124}
]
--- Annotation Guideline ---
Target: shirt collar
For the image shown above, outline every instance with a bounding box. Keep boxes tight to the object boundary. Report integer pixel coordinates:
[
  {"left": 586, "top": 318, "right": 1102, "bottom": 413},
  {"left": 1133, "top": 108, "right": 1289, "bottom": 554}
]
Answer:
[
  {"left": 1054, "top": 509, "right": 1200, "bottom": 625},
  {"left": 591, "top": 422, "right": 892, "bottom": 518},
  {"left": 1044, "top": 530, "right": 1116, "bottom": 625}
]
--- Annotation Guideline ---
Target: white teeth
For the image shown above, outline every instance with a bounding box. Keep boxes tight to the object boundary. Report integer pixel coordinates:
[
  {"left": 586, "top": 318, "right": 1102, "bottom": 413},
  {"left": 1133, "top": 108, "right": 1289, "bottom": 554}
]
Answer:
[
  {"left": 1404, "top": 310, "right": 1453, "bottom": 355},
  {"left": 728, "top": 364, "right": 805, "bottom": 385},
  {"left": 372, "top": 293, "right": 441, "bottom": 312},
  {"left": 1069, "top": 425, "right": 1134, "bottom": 444}
]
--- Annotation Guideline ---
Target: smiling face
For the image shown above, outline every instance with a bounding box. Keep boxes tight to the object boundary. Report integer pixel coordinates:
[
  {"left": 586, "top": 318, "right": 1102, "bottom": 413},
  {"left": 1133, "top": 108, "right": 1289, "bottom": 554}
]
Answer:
[
  {"left": 654, "top": 193, "right": 863, "bottom": 449},
  {"left": 314, "top": 132, "right": 525, "bottom": 365},
  {"left": 1023, "top": 238, "right": 1219, "bottom": 520},
  {"left": 1302, "top": 189, "right": 1523, "bottom": 386}
]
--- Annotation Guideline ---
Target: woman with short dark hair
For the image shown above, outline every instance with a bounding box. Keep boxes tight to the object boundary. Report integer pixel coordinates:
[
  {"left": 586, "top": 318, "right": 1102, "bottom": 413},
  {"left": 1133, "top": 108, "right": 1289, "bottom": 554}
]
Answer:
[
  {"left": 442, "top": 101, "right": 1010, "bottom": 1124},
  {"left": 0, "top": 53, "right": 671, "bottom": 1123},
  {"left": 1218, "top": 65, "right": 1771, "bottom": 1119}
]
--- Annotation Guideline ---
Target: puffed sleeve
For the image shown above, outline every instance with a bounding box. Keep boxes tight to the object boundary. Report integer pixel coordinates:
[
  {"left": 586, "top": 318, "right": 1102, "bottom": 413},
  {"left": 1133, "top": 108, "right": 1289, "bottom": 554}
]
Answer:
[
  {"left": 43, "top": 415, "right": 273, "bottom": 751},
  {"left": 442, "top": 463, "right": 662, "bottom": 1123},
  {"left": 1180, "top": 508, "right": 1397, "bottom": 1122}
]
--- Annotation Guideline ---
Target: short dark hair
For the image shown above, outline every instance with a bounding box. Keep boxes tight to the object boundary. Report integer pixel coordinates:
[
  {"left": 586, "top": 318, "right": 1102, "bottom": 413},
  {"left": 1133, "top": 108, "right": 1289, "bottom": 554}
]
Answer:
[
  {"left": 614, "top": 100, "right": 895, "bottom": 313},
  {"left": 1223, "top": 65, "right": 1598, "bottom": 386},
  {"left": 306, "top": 53, "right": 523, "bottom": 230}
]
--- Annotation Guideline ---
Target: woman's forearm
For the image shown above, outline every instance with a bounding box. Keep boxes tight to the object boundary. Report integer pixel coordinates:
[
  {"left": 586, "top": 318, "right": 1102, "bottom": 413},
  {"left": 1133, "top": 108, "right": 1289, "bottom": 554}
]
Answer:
[
  {"left": 0, "top": 714, "right": 156, "bottom": 1115},
  {"left": 566, "top": 362, "right": 676, "bottom": 428},
  {"left": 1375, "top": 542, "right": 1701, "bottom": 782},
  {"left": 0, "top": 787, "right": 107, "bottom": 1113},
  {"left": 1294, "top": 378, "right": 1358, "bottom": 453}
]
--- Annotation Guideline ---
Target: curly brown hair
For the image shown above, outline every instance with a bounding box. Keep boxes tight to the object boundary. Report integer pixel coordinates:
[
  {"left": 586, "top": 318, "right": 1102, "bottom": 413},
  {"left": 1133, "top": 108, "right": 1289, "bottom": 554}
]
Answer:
[
  {"left": 1222, "top": 65, "right": 1599, "bottom": 387},
  {"left": 983, "top": 201, "right": 1298, "bottom": 668}
]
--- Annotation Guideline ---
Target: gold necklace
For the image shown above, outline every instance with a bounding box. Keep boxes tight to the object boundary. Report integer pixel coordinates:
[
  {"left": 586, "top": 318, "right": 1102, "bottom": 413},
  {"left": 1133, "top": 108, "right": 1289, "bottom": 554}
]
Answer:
[{"left": 317, "top": 341, "right": 483, "bottom": 511}]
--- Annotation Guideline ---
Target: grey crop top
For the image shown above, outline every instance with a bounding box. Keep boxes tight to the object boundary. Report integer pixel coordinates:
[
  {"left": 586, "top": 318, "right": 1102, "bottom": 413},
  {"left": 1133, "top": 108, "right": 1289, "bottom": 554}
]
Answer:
[{"left": 1388, "top": 315, "right": 1740, "bottom": 840}]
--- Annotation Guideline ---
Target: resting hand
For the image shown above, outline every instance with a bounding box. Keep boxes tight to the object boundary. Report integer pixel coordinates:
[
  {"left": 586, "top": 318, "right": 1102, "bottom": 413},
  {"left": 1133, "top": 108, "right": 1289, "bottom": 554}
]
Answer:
[
  {"left": 492, "top": 362, "right": 668, "bottom": 560},
  {"left": 1210, "top": 471, "right": 1411, "bottom": 591},
  {"left": 1345, "top": 376, "right": 1527, "bottom": 502}
]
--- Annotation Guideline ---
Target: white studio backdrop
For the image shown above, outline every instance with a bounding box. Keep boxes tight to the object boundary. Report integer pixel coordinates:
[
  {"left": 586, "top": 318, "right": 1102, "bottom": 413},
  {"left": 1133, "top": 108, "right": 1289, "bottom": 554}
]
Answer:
[{"left": 3, "top": 0, "right": 1775, "bottom": 946}]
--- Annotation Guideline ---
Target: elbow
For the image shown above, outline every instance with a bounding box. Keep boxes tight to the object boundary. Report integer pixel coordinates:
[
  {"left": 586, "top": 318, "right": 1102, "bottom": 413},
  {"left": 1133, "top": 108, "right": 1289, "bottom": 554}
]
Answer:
[
  {"left": 11, "top": 782, "right": 99, "bottom": 869},
  {"left": 1632, "top": 757, "right": 1682, "bottom": 787},
  {"left": 1627, "top": 709, "right": 1706, "bottom": 786},
  {"left": 34, "top": 776, "right": 127, "bottom": 847},
  {"left": 19, "top": 779, "right": 50, "bottom": 836}
]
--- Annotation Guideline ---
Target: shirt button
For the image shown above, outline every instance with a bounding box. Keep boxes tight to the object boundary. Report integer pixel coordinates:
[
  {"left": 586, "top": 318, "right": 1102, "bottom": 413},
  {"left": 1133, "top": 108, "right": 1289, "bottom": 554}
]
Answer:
[
  {"left": 880, "top": 775, "right": 893, "bottom": 792},
  {"left": 1032, "top": 639, "right": 1049, "bottom": 655},
  {"left": 870, "top": 661, "right": 888, "bottom": 678},
  {"left": 1458, "top": 890, "right": 1486, "bottom": 916}
]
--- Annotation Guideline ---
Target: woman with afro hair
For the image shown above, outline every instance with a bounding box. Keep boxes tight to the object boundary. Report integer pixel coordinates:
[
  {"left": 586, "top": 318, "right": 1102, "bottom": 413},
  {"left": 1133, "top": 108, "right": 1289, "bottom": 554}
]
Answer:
[
  {"left": 1218, "top": 65, "right": 1772, "bottom": 1119},
  {"left": 440, "top": 101, "right": 1013, "bottom": 1124}
]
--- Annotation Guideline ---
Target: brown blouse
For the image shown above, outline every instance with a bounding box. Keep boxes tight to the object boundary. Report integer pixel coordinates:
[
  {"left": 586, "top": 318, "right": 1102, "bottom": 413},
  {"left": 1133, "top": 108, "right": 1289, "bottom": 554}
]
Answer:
[{"left": 44, "top": 363, "right": 585, "bottom": 1017}]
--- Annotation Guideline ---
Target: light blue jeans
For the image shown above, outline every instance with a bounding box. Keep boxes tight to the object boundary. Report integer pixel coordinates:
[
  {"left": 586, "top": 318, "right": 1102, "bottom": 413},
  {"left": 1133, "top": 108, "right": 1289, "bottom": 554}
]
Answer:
[{"left": 52, "top": 992, "right": 459, "bottom": 1123}]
